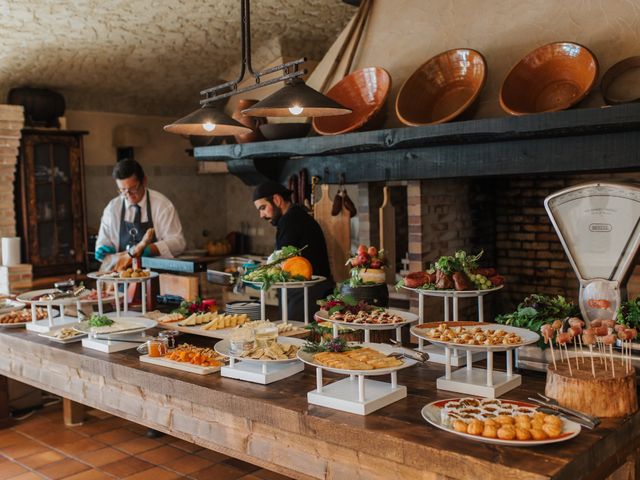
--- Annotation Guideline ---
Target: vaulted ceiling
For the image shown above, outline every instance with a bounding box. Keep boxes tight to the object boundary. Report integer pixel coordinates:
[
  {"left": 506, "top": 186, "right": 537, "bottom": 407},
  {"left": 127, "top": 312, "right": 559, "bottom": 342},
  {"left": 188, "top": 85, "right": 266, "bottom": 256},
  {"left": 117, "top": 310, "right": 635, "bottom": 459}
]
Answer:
[{"left": 1, "top": 0, "right": 354, "bottom": 116}]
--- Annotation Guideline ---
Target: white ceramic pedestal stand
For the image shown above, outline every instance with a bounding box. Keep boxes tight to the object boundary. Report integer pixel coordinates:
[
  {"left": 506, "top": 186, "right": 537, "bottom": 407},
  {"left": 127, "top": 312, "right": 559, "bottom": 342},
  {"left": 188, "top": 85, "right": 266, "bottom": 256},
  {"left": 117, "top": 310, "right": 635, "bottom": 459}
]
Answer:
[
  {"left": 215, "top": 337, "right": 305, "bottom": 385},
  {"left": 248, "top": 276, "right": 326, "bottom": 331},
  {"left": 17, "top": 289, "right": 86, "bottom": 333},
  {"left": 436, "top": 347, "right": 521, "bottom": 399},
  {"left": 84, "top": 272, "right": 159, "bottom": 353},
  {"left": 404, "top": 286, "right": 503, "bottom": 366},
  {"left": 298, "top": 343, "right": 417, "bottom": 415}
]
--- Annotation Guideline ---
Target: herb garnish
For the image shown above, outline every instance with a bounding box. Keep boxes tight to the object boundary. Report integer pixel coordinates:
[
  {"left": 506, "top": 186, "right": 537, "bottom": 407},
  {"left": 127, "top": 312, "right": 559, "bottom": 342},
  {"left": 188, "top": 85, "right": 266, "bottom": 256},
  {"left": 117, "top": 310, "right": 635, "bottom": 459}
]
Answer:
[{"left": 88, "top": 314, "right": 114, "bottom": 327}]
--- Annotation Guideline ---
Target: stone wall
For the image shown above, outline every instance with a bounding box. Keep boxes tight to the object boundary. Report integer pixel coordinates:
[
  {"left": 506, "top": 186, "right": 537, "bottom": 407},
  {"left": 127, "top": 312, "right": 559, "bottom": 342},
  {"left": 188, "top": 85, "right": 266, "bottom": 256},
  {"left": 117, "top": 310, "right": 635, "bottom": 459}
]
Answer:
[{"left": 0, "top": 105, "right": 22, "bottom": 238}]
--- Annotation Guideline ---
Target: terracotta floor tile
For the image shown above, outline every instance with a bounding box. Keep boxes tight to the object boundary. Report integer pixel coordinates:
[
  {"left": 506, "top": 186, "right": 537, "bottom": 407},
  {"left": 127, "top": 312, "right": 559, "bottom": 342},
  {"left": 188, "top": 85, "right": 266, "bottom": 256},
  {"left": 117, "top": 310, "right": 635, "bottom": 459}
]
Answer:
[
  {"left": 56, "top": 437, "right": 105, "bottom": 456},
  {"left": 36, "top": 458, "right": 90, "bottom": 480},
  {"left": 0, "top": 439, "right": 48, "bottom": 459},
  {"left": 71, "top": 420, "right": 121, "bottom": 437},
  {"left": 137, "top": 445, "right": 188, "bottom": 465},
  {"left": 113, "top": 437, "right": 160, "bottom": 455},
  {"left": 194, "top": 448, "right": 230, "bottom": 463},
  {"left": 252, "top": 469, "right": 293, "bottom": 480},
  {"left": 0, "top": 461, "right": 28, "bottom": 480},
  {"left": 222, "top": 458, "right": 261, "bottom": 474},
  {"left": 93, "top": 427, "right": 139, "bottom": 445},
  {"left": 189, "top": 463, "right": 246, "bottom": 480},
  {"left": 6, "top": 473, "right": 43, "bottom": 480},
  {"left": 18, "top": 449, "right": 65, "bottom": 469},
  {"left": 64, "top": 470, "right": 114, "bottom": 480},
  {"left": 0, "top": 431, "right": 29, "bottom": 448},
  {"left": 238, "top": 475, "right": 262, "bottom": 480},
  {"left": 76, "top": 446, "right": 128, "bottom": 468},
  {"left": 123, "top": 423, "right": 149, "bottom": 436},
  {"left": 167, "top": 438, "right": 202, "bottom": 453},
  {"left": 37, "top": 429, "right": 87, "bottom": 447},
  {"left": 100, "top": 456, "right": 154, "bottom": 477},
  {"left": 85, "top": 409, "right": 112, "bottom": 420},
  {"left": 123, "top": 467, "right": 181, "bottom": 480},
  {"left": 161, "top": 454, "right": 213, "bottom": 475}
]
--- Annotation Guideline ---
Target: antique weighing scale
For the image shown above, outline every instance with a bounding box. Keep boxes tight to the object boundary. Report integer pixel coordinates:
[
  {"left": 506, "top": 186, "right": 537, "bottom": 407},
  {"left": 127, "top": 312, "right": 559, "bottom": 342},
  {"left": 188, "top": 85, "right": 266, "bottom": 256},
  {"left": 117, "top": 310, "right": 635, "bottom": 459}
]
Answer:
[{"left": 545, "top": 183, "right": 640, "bottom": 325}]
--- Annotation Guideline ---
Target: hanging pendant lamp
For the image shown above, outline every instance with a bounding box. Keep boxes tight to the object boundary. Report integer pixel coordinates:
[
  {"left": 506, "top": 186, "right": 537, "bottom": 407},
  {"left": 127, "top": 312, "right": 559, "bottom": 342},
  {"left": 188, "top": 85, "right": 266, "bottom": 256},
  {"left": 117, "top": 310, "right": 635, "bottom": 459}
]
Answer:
[
  {"left": 241, "top": 78, "right": 352, "bottom": 117},
  {"left": 165, "top": 0, "right": 350, "bottom": 136},
  {"left": 163, "top": 104, "right": 251, "bottom": 136}
]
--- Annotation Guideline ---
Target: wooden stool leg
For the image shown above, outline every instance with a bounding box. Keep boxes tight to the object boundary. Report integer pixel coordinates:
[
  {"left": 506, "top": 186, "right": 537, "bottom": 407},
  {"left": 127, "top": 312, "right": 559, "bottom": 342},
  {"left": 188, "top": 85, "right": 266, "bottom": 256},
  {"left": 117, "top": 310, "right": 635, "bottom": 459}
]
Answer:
[
  {"left": 63, "top": 398, "right": 85, "bottom": 426},
  {"left": 0, "top": 375, "right": 13, "bottom": 429}
]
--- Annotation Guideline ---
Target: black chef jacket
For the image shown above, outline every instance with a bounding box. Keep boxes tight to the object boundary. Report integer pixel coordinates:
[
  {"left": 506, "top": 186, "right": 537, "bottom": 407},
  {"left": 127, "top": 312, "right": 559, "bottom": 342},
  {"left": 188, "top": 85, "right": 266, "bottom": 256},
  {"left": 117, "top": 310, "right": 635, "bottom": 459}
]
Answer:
[{"left": 275, "top": 204, "right": 334, "bottom": 320}]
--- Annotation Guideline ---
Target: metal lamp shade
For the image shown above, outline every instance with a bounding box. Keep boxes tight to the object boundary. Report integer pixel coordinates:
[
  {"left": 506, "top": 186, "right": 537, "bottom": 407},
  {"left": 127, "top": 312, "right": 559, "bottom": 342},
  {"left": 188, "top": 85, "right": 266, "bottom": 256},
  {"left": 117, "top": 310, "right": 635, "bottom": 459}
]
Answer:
[
  {"left": 242, "top": 79, "right": 352, "bottom": 117},
  {"left": 163, "top": 105, "right": 252, "bottom": 136}
]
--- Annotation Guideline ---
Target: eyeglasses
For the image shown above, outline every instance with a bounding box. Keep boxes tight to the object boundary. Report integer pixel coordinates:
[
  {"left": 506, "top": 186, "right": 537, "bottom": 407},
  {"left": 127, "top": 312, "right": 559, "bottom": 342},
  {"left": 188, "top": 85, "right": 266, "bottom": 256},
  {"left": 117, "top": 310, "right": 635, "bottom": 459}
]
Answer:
[{"left": 117, "top": 183, "right": 143, "bottom": 196}]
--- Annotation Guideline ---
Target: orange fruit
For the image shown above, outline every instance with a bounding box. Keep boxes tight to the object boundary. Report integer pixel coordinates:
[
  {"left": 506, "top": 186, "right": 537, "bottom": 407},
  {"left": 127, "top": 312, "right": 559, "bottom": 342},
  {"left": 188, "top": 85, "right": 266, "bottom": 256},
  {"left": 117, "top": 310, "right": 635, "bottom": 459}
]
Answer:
[{"left": 281, "top": 256, "right": 313, "bottom": 280}]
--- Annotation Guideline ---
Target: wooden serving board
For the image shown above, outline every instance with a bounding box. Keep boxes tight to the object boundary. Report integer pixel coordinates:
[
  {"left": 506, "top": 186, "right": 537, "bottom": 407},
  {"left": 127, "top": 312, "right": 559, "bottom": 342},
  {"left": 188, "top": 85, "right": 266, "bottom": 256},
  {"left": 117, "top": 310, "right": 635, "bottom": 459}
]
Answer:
[
  {"left": 314, "top": 184, "right": 351, "bottom": 282},
  {"left": 156, "top": 321, "right": 309, "bottom": 340},
  {"left": 379, "top": 186, "right": 396, "bottom": 284}
]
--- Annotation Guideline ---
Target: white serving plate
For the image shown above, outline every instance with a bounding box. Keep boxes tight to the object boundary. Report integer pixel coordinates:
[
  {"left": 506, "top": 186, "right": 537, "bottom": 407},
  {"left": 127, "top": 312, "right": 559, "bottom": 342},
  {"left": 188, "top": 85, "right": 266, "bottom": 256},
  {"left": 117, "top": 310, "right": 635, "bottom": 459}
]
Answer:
[
  {"left": 87, "top": 271, "right": 159, "bottom": 283},
  {"left": 402, "top": 285, "right": 503, "bottom": 297},
  {"left": 17, "top": 288, "right": 91, "bottom": 306},
  {"left": 215, "top": 336, "right": 305, "bottom": 363},
  {"left": 72, "top": 316, "right": 157, "bottom": 338},
  {"left": 38, "top": 327, "right": 87, "bottom": 344},
  {"left": 139, "top": 354, "right": 223, "bottom": 375},
  {"left": 314, "top": 308, "right": 418, "bottom": 330},
  {"left": 243, "top": 275, "right": 326, "bottom": 289},
  {"left": 421, "top": 398, "right": 581, "bottom": 446},
  {"left": 0, "top": 299, "right": 26, "bottom": 314},
  {"left": 410, "top": 322, "right": 540, "bottom": 352},
  {"left": 297, "top": 342, "right": 418, "bottom": 376}
]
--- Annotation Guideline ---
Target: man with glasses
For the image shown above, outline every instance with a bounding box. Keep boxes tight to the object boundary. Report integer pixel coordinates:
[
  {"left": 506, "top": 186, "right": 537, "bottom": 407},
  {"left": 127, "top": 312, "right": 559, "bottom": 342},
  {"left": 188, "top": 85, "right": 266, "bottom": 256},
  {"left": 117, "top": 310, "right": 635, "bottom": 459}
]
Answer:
[{"left": 95, "top": 159, "right": 186, "bottom": 268}]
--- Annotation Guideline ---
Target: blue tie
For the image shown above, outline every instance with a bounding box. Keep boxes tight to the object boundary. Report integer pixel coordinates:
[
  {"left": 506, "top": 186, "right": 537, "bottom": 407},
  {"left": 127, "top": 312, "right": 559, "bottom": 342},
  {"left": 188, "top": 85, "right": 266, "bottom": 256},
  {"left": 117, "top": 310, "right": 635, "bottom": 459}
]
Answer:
[{"left": 132, "top": 204, "right": 141, "bottom": 225}]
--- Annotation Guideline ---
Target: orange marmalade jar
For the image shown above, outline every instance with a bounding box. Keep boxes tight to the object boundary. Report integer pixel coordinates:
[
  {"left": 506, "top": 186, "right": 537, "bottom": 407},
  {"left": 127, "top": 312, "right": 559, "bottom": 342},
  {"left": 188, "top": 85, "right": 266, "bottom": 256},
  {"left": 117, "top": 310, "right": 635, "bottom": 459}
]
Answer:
[{"left": 147, "top": 338, "right": 168, "bottom": 357}]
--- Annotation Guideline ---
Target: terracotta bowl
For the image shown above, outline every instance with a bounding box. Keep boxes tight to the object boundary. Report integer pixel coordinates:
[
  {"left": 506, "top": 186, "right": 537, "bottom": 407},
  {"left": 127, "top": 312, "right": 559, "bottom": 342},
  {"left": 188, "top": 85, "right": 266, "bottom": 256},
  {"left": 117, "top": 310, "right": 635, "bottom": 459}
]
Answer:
[
  {"left": 395, "top": 49, "right": 487, "bottom": 126},
  {"left": 312, "top": 67, "right": 392, "bottom": 136},
  {"left": 259, "top": 122, "right": 311, "bottom": 141},
  {"left": 500, "top": 42, "right": 599, "bottom": 115}
]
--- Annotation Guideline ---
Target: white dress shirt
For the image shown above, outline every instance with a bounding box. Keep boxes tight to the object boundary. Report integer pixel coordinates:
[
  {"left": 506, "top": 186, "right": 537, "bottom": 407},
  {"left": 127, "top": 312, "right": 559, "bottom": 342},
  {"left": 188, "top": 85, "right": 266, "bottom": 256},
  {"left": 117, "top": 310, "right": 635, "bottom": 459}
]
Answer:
[{"left": 96, "top": 188, "right": 186, "bottom": 258}]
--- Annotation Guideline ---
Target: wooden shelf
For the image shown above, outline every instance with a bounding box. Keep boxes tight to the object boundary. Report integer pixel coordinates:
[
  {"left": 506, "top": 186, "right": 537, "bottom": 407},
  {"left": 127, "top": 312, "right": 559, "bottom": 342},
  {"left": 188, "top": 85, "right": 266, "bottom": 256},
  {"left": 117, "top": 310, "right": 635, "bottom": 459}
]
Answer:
[{"left": 194, "top": 104, "right": 640, "bottom": 185}]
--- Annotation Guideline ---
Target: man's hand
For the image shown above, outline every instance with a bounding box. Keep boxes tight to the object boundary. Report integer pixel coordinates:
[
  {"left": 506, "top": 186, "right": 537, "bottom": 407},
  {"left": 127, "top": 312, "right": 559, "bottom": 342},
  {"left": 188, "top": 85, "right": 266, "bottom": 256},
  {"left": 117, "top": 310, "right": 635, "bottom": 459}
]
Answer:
[{"left": 113, "top": 251, "right": 133, "bottom": 272}]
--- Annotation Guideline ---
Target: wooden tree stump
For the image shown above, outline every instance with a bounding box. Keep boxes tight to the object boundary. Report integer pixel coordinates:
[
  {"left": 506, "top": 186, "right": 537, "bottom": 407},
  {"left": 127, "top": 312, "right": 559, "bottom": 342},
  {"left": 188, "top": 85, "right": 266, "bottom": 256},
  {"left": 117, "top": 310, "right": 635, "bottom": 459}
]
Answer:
[{"left": 546, "top": 362, "right": 637, "bottom": 417}]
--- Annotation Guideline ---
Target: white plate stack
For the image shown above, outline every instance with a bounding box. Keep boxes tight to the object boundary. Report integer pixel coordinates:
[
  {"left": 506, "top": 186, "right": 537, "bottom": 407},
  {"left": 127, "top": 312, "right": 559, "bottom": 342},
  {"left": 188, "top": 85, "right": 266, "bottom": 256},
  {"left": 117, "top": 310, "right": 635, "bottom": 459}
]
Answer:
[{"left": 225, "top": 301, "right": 261, "bottom": 321}]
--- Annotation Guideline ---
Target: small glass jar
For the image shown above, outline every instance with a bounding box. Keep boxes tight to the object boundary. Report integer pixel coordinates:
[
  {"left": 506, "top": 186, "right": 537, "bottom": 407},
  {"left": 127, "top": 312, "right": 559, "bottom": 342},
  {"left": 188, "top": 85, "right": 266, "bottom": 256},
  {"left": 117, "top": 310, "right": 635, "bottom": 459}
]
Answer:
[
  {"left": 147, "top": 337, "right": 169, "bottom": 357},
  {"left": 229, "top": 328, "right": 256, "bottom": 355},
  {"left": 158, "top": 330, "right": 180, "bottom": 349},
  {"left": 254, "top": 325, "right": 278, "bottom": 348}
]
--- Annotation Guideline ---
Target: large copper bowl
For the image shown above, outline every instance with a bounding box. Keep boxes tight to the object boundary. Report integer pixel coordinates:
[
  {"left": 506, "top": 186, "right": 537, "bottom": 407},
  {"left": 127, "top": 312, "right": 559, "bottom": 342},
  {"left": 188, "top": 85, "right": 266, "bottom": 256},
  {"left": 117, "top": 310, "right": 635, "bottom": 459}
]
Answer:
[
  {"left": 313, "top": 67, "right": 392, "bottom": 136},
  {"left": 395, "top": 48, "right": 487, "bottom": 126},
  {"left": 500, "top": 42, "right": 599, "bottom": 115}
]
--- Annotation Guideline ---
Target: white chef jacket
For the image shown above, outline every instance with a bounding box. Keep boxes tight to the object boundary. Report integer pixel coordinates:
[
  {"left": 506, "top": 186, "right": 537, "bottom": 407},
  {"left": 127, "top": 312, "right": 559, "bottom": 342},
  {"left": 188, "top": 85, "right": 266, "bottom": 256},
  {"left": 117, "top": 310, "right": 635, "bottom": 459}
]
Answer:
[{"left": 96, "top": 188, "right": 186, "bottom": 258}]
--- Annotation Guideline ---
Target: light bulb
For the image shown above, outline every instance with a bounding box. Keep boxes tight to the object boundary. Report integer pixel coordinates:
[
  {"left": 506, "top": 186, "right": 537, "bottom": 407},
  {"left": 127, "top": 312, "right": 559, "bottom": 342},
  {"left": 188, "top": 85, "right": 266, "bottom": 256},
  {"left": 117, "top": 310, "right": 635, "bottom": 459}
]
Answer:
[
  {"left": 202, "top": 122, "right": 216, "bottom": 132},
  {"left": 288, "top": 105, "right": 304, "bottom": 115}
]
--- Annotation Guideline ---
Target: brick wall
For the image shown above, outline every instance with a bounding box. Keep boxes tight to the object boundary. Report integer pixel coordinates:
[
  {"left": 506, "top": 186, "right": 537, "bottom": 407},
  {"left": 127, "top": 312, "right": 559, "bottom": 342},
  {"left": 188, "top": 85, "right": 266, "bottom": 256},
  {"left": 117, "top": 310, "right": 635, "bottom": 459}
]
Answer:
[{"left": 0, "top": 105, "right": 23, "bottom": 238}]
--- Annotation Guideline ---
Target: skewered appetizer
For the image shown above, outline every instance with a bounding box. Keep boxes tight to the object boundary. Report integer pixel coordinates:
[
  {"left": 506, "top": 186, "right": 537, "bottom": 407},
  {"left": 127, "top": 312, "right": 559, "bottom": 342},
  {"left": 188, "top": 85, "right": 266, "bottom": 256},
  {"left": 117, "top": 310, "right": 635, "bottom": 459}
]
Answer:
[{"left": 402, "top": 250, "right": 503, "bottom": 291}]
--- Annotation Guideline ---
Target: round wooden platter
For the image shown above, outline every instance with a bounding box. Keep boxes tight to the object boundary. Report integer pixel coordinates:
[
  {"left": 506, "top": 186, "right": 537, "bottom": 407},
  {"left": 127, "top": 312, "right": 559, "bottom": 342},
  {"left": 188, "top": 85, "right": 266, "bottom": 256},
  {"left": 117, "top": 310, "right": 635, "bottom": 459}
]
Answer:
[{"left": 545, "top": 360, "right": 638, "bottom": 418}]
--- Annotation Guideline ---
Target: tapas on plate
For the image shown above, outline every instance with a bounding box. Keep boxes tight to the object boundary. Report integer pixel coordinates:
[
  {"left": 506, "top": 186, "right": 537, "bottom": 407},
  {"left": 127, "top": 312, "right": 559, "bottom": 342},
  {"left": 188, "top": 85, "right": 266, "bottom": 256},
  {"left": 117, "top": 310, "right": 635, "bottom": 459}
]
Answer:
[
  {"left": 411, "top": 322, "right": 539, "bottom": 351},
  {"left": 421, "top": 397, "right": 581, "bottom": 446},
  {"left": 38, "top": 327, "right": 87, "bottom": 343},
  {"left": 315, "top": 307, "right": 417, "bottom": 328},
  {"left": 0, "top": 307, "right": 50, "bottom": 326}
]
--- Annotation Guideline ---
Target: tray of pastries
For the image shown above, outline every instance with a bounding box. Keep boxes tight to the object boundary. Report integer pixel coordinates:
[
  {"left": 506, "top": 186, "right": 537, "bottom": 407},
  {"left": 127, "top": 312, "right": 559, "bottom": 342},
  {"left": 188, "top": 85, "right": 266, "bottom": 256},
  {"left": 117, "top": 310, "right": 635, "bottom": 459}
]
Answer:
[
  {"left": 421, "top": 397, "right": 581, "bottom": 446},
  {"left": 411, "top": 321, "right": 539, "bottom": 351},
  {"left": 315, "top": 307, "right": 418, "bottom": 330}
]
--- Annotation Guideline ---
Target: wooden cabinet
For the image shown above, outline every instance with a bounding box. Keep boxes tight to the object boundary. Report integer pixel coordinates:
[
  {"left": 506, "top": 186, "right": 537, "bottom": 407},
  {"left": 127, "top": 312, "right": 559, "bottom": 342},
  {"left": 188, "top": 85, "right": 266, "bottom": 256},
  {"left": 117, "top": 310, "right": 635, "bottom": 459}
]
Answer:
[{"left": 17, "top": 129, "right": 88, "bottom": 277}]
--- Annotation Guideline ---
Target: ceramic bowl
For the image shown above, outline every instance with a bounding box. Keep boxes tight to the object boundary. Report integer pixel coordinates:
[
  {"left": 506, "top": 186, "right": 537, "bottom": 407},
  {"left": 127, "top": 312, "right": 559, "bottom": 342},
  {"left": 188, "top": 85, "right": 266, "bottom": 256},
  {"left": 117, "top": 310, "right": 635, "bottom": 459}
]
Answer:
[
  {"left": 395, "top": 49, "right": 487, "bottom": 126},
  {"left": 259, "top": 123, "right": 311, "bottom": 141},
  {"left": 500, "top": 42, "right": 599, "bottom": 115},
  {"left": 312, "top": 67, "right": 392, "bottom": 136}
]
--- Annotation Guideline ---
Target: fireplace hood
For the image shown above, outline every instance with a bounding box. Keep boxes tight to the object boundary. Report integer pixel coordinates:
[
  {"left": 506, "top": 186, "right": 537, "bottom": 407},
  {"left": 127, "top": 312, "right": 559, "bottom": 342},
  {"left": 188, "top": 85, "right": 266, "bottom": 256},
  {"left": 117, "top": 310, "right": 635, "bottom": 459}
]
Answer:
[{"left": 194, "top": 103, "right": 640, "bottom": 186}]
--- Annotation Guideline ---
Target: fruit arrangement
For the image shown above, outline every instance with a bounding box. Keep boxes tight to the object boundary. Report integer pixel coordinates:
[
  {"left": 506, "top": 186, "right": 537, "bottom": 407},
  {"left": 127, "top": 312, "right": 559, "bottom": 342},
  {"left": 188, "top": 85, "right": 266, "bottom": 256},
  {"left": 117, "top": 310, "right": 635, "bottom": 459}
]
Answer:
[
  {"left": 401, "top": 250, "right": 504, "bottom": 291},
  {"left": 243, "top": 245, "right": 313, "bottom": 290},
  {"left": 346, "top": 245, "right": 387, "bottom": 285}
]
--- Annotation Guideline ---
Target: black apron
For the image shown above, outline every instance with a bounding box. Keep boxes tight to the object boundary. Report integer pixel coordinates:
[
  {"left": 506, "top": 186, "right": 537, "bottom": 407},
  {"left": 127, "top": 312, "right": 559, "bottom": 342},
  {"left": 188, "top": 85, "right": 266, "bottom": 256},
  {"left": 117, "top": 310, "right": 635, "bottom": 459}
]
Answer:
[{"left": 118, "top": 193, "right": 156, "bottom": 252}]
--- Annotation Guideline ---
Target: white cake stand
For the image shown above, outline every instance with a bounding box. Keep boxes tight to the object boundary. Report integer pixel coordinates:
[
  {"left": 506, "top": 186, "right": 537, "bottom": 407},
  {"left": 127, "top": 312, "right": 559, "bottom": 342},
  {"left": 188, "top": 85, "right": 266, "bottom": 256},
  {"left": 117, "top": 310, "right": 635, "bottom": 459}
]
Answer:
[
  {"left": 88, "top": 271, "right": 158, "bottom": 318},
  {"left": 215, "top": 337, "right": 305, "bottom": 384},
  {"left": 244, "top": 275, "right": 326, "bottom": 326},
  {"left": 403, "top": 285, "right": 503, "bottom": 366},
  {"left": 314, "top": 308, "right": 418, "bottom": 344},
  {"left": 17, "top": 288, "right": 91, "bottom": 333},
  {"left": 297, "top": 342, "right": 418, "bottom": 415},
  {"left": 411, "top": 322, "right": 539, "bottom": 398}
]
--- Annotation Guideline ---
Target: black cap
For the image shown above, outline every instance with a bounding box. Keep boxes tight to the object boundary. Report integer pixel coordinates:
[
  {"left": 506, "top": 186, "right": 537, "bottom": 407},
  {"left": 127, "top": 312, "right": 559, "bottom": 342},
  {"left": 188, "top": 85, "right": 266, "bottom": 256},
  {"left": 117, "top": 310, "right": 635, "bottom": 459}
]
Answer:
[{"left": 252, "top": 181, "right": 292, "bottom": 202}]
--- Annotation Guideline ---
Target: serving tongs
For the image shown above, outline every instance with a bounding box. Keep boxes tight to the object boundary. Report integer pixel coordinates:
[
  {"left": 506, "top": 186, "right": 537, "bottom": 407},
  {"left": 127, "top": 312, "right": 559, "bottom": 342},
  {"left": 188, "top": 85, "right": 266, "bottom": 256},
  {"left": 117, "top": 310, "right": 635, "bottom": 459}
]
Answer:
[
  {"left": 389, "top": 338, "right": 429, "bottom": 364},
  {"left": 528, "top": 393, "right": 600, "bottom": 429},
  {"left": 41, "top": 285, "right": 87, "bottom": 301}
]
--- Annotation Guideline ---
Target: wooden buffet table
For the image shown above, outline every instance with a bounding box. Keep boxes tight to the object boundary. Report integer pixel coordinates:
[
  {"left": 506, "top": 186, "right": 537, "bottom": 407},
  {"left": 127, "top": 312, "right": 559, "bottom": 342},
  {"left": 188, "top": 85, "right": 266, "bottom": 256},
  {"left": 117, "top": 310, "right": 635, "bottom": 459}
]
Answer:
[{"left": 0, "top": 328, "right": 638, "bottom": 480}]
